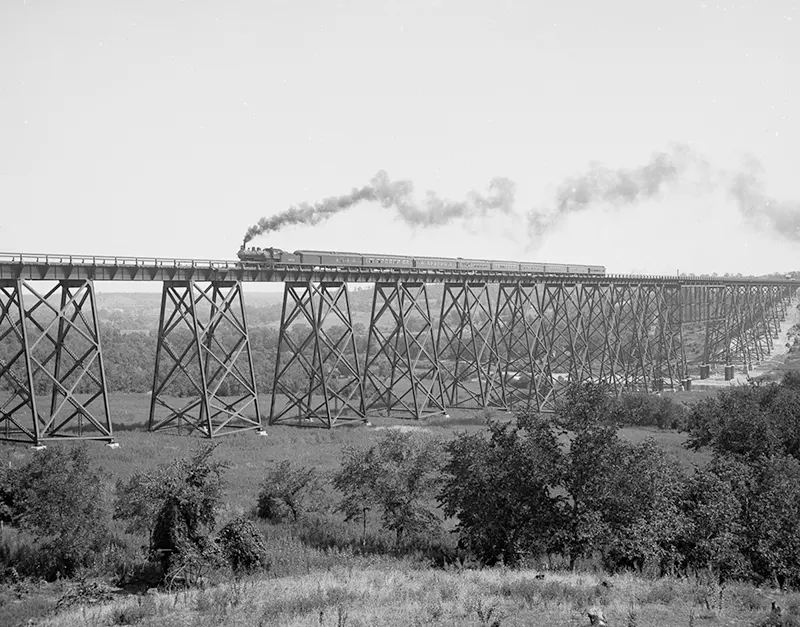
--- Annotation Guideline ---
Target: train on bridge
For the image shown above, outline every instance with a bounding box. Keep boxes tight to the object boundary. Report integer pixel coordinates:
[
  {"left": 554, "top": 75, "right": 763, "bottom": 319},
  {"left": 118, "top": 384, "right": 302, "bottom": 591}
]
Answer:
[{"left": 237, "top": 245, "right": 607, "bottom": 275}]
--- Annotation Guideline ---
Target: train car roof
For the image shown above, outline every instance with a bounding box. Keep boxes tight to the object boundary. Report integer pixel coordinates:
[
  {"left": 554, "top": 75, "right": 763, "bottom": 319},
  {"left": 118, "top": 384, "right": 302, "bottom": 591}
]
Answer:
[{"left": 293, "top": 249, "right": 363, "bottom": 255}]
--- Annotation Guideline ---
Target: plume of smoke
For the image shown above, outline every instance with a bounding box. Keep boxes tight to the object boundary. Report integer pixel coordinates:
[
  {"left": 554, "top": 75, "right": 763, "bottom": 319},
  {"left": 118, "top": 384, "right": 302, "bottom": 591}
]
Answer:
[
  {"left": 243, "top": 186, "right": 378, "bottom": 243},
  {"left": 528, "top": 146, "right": 692, "bottom": 241},
  {"left": 728, "top": 157, "right": 800, "bottom": 241},
  {"left": 242, "top": 172, "right": 516, "bottom": 243},
  {"left": 526, "top": 143, "right": 800, "bottom": 247}
]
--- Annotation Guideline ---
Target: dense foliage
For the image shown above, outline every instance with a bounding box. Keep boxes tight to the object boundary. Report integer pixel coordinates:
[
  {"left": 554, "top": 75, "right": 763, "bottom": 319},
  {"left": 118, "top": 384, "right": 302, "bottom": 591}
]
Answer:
[
  {"left": 1, "top": 446, "right": 111, "bottom": 580},
  {"left": 5, "top": 374, "right": 800, "bottom": 597},
  {"left": 114, "top": 444, "right": 229, "bottom": 583},
  {"left": 440, "top": 412, "right": 562, "bottom": 566},
  {"left": 442, "top": 377, "right": 800, "bottom": 587}
]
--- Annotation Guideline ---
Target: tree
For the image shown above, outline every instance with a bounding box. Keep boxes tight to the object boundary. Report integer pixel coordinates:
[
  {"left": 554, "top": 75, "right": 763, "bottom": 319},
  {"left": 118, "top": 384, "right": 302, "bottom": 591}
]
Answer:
[
  {"left": 13, "top": 445, "right": 109, "bottom": 579},
  {"left": 687, "top": 387, "right": 780, "bottom": 461},
  {"left": 677, "top": 457, "right": 751, "bottom": 582},
  {"left": 334, "top": 444, "right": 378, "bottom": 546},
  {"left": 333, "top": 430, "right": 443, "bottom": 548},
  {"left": 256, "top": 460, "right": 324, "bottom": 522},
  {"left": 439, "top": 411, "right": 562, "bottom": 566},
  {"left": 557, "top": 420, "right": 625, "bottom": 569},
  {"left": 744, "top": 455, "right": 800, "bottom": 588},
  {"left": 686, "top": 383, "right": 800, "bottom": 462},
  {"left": 554, "top": 381, "right": 619, "bottom": 432},
  {"left": 550, "top": 382, "right": 684, "bottom": 570},
  {"left": 601, "top": 439, "right": 688, "bottom": 574},
  {"left": 114, "top": 444, "right": 228, "bottom": 583}
]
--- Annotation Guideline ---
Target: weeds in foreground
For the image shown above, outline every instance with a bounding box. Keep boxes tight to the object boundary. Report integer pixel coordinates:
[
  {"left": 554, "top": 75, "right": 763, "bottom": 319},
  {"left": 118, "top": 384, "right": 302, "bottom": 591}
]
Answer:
[
  {"left": 108, "top": 595, "right": 160, "bottom": 625},
  {"left": 626, "top": 600, "right": 638, "bottom": 627},
  {"left": 468, "top": 597, "right": 503, "bottom": 627}
]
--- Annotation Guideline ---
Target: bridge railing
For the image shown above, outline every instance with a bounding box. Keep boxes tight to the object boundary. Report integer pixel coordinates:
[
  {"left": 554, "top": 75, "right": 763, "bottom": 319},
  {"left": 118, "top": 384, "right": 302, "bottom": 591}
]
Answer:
[{"left": 0, "top": 252, "right": 241, "bottom": 270}]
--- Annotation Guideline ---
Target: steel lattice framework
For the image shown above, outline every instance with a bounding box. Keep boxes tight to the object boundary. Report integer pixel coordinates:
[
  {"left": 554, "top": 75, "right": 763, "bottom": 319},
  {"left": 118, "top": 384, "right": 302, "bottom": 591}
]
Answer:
[
  {"left": 0, "top": 279, "right": 113, "bottom": 444},
  {"left": 266, "top": 279, "right": 795, "bottom": 425},
  {"left": 149, "top": 281, "right": 263, "bottom": 436},
  {"left": 437, "top": 282, "right": 506, "bottom": 409},
  {"left": 703, "top": 284, "right": 788, "bottom": 372},
  {"left": 0, "top": 251, "right": 798, "bottom": 441},
  {"left": 269, "top": 282, "right": 364, "bottom": 427},
  {"left": 361, "top": 282, "right": 445, "bottom": 420}
]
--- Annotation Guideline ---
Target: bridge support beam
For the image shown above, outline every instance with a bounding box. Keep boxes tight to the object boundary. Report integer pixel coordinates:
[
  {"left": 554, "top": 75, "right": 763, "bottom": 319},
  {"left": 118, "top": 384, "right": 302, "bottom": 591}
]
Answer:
[
  {"left": 703, "top": 284, "right": 791, "bottom": 373},
  {"left": 437, "top": 282, "right": 506, "bottom": 409},
  {"left": 363, "top": 282, "right": 445, "bottom": 419},
  {"left": 0, "top": 279, "right": 113, "bottom": 445},
  {"left": 149, "top": 281, "right": 262, "bottom": 436},
  {"left": 604, "top": 283, "right": 686, "bottom": 393},
  {"left": 496, "top": 283, "right": 544, "bottom": 411},
  {"left": 496, "top": 281, "right": 688, "bottom": 412},
  {"left": 269, "top": 282, "right": 364, "bottom": 427}
]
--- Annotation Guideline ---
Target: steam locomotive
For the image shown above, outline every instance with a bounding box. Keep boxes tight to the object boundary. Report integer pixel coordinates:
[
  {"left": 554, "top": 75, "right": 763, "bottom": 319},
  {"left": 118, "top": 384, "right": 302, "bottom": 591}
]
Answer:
[{"left": 237, "top": 246, "right": 606, "bottom": 275}]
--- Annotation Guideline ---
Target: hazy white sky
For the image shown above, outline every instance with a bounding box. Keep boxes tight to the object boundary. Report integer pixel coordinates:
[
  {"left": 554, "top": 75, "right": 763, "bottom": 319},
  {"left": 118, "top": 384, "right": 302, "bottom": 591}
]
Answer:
[{"left": 1, "top": 0, "right": 799, "bottom": 288}]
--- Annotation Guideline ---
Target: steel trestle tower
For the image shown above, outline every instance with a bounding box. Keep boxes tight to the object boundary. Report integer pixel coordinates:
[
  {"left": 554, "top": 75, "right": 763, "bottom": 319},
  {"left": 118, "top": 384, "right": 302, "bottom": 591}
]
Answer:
[
  {"left": 149, "top": 281, "right": 262, "bottom": 436},
  {"left": 0, "top": 279, "right": 113, "bottom": 445}
]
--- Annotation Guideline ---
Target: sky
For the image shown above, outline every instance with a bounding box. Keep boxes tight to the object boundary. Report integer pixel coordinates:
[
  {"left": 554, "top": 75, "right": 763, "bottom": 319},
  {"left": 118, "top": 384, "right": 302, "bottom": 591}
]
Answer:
[{"left": 1, "top": 0, "right": 799, "bottom": 291}]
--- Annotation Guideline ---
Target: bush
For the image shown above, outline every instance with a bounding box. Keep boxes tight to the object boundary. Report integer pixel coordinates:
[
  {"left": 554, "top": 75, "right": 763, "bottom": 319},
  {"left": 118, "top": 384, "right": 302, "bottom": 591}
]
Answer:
[
  {"left": 114, "top": 444, "right": 228, "bottom": 586},
  {"left": 255, "top": 461, "right": 324, "bottom": 523},
  {"left": 216, "top": 517, "right": 270, "bottom": 573},
  {"left": 614, "top": 393, "right": 688, "bottom": 430},
  {"left": 11, "top": 445, "right": 110, "bottom": 580}
]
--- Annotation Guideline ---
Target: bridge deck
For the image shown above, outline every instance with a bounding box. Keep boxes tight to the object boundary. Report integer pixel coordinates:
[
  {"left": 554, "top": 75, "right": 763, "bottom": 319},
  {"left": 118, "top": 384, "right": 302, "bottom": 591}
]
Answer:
[{"left": 1, "top": 252, "right": 798, "bottom": 286}]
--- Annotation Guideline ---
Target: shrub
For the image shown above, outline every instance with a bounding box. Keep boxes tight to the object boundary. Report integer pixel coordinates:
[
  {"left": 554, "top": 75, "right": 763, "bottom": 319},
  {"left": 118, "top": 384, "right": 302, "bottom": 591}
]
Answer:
[
  {"left": 614, "top": 393, "right": 688, "bottom": 430},
  {"left": 114, "top": 444, "right": 228, "bottom": 585},
  {"left": 12, "top": 445, "right": 110, "bottom": 580},
  {"left": 255, "top": 461, "right": 324, "bottom": 523},
  {"left": 216, "top": 517, "right": 270, "bottom": 573},
  {"left": 0, "top": 463, "right": 14, "bottom": 525}
]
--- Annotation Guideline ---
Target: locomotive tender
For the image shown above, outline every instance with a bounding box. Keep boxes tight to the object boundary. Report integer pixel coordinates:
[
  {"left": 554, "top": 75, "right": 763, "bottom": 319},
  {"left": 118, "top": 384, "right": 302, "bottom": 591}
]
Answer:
[{"left": 237, "top": 246, "right": 606, "bottom": 276}]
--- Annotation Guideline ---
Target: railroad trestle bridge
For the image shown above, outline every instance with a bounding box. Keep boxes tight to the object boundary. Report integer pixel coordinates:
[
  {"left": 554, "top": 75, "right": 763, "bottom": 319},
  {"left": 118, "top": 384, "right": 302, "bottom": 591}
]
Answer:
[{"left": 1, "top": 252, "right": 797, "bottom": 445}]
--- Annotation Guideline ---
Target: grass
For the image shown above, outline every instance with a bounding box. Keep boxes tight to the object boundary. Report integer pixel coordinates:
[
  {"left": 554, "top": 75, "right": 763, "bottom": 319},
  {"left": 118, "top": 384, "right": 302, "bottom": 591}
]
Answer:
[{"left": 25, "top": 567, "right": 800, "bottom": 627}]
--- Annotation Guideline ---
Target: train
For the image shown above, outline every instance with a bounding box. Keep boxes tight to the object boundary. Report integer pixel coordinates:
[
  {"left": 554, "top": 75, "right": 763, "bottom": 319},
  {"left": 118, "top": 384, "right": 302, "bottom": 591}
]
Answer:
[{"left": 237, "top": 245, "right": 606, "bottom": 275}]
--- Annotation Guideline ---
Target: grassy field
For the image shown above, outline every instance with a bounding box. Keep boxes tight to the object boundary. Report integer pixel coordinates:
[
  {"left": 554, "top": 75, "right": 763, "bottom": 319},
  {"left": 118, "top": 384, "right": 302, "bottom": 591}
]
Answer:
[{"left": 23, "top": 566, "right": 800, "bottom": 627}]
